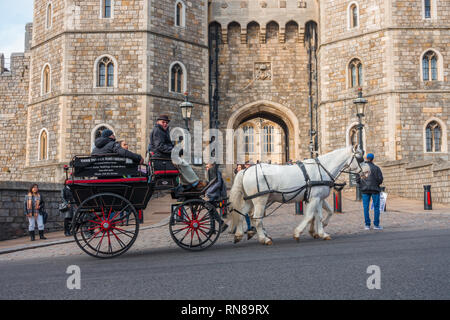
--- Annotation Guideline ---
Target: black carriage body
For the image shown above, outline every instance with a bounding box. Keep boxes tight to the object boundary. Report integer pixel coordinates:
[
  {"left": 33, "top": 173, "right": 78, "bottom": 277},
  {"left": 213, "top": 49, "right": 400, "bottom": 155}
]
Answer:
[{"left": 66, "top": 155, "right": 153, "bottom": 211}]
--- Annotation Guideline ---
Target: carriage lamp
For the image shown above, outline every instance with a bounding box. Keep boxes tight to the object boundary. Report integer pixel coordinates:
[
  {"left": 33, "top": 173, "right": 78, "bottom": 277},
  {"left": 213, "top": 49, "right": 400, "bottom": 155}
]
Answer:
[
  {"left": 353, "top": 88, "right": 368, "bottom": 201},
  {"left": 180, "top": 92, "right": 194, "bottom": 131}
]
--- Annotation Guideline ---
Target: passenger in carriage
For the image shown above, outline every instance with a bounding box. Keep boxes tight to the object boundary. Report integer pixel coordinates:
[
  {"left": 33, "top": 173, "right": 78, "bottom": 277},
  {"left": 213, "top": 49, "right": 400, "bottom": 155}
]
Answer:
[
  {"left": 148, "top": 115, "right": 206, "bottom": 191},
  {"left": 91, "top": 129, "right": 144, "bottom": 164}
]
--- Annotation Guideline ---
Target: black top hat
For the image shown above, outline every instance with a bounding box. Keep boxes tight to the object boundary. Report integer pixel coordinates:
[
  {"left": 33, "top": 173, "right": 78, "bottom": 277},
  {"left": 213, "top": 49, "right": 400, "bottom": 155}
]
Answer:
[{"left": 157, "top": 114, "right": 171, "bottom": 122}]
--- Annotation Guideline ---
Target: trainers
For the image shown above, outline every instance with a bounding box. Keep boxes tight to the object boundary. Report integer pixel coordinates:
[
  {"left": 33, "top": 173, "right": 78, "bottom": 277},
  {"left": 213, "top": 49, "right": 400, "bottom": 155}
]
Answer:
[
  {"left": 374, "top": 226, "right": 383, "bottom": 230},
  {"left": 364, "top": 225, "right": 371, "bottom": 230}
]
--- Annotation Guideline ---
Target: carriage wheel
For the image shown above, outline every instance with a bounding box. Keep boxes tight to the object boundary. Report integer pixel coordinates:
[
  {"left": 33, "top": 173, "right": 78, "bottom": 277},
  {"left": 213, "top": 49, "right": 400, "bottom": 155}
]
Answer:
[
  {"left": 72, "top": 193, "right": 139, "bottom": 259},
  {"left": 169, "top": 199, "right": 222, "bottom": 251}
]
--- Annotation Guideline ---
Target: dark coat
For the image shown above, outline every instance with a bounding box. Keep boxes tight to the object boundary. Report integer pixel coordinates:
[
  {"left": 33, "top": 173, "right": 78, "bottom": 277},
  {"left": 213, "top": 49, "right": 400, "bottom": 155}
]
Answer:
[
  {"left": 206, "top": 166, "right": 227, "bottom": 201},
  {"left": 148, "top": 124, "right": 174, "bottom": 158},
  {"left": 356, "top": 161, "right": 384, "bottom": 194},
  {"left": 92, "top": 137, "right": 142, "bottom": 163}
]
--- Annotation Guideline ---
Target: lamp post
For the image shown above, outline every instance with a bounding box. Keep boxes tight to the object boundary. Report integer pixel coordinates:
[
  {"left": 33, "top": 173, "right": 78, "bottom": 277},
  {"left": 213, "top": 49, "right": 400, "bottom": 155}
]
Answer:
[
  {"left": 180, "top": 92, "right": 194, "bottom": 131},
  {"left": 353, "top": 88, "right": 367, "bottom": 201}
]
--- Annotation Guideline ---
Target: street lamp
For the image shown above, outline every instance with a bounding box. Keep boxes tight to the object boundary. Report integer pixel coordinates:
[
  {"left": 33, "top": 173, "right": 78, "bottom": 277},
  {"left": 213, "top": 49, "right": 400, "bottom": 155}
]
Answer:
[
  {"left": 180, "top": 92, "right": 194, "bottom": 131},
  {"left": 353, "top": 87, "right": 368, "bottom": 201}
]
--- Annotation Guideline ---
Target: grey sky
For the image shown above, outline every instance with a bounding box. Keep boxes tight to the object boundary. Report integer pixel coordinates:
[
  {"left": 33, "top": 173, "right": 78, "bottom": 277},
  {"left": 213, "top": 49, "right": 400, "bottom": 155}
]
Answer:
[{"left": 0, "top": 0, "right": 34, "bottom": 60}]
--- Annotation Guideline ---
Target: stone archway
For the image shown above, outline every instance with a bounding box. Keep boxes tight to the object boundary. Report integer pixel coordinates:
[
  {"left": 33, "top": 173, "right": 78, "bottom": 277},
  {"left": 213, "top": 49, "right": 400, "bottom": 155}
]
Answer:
[{"left": 224, "top": 100, "right": 300, "bottom": 183}]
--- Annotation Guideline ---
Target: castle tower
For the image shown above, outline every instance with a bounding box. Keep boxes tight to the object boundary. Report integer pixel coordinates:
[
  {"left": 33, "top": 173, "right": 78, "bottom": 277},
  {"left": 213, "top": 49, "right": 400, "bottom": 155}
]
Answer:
[
  {"left": 319, "top": 0, "right": 449, "bottom": 163},
  {"left": 22, "top": 0, "right": 209, "bottom": 182}
]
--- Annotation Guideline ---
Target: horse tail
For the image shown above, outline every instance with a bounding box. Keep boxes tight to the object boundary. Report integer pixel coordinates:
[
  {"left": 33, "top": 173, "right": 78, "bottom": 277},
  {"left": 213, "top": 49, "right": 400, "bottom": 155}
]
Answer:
[{"left": 229, "top": 170, "right": 246, "bottom": 230}]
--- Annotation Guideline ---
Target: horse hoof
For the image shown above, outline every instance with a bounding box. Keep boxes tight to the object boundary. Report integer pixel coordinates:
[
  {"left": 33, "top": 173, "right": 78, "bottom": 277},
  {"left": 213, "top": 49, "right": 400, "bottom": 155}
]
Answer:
[
  {"left": 247, "top": 231, "right": 256, "bottom": 240},
  {"left": 323, "top": 236, "right": 332, "bottom": 241},
  {"left": 293, "top": 236, "right": 300, "bottom": 242},
  {"left": 266, "top": 239, "right": 273, "bottom": 246},
  {"left": 233, "top": 236, "right": 242, "bottom": 244},
  {"left": 313, "top": 234, "right": 320, "bottom": 239}
]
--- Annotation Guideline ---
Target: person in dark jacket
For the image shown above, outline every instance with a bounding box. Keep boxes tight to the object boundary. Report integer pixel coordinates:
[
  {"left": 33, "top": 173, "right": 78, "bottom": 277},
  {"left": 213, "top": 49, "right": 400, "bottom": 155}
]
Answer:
[
  {"left": 205, "top": 162, "right": 228, "bottom": 233},
  {"left": 148, "top": 115, "right": 206, "bottom": 191},
  {"left": 61, "top": 185, "right": 75, "bottom": 236},
  {"left": 92, "top": 129, "right": 143, "bottom": 164},
  {"left": 356, "top": 153, "right": 384, "bottom": 230}
]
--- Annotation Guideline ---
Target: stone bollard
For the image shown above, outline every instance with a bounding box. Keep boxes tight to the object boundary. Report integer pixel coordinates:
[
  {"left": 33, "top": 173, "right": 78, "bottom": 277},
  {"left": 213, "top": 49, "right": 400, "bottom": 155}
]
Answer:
[
  {"left": 424, "top": 185, "right": 432, "bottom": 210},
  {"left": 333, "top": 190, "right": 342, "bottom": 213},
  {"left": 295, "top": 201, "right": 303, "bottom": 215}
]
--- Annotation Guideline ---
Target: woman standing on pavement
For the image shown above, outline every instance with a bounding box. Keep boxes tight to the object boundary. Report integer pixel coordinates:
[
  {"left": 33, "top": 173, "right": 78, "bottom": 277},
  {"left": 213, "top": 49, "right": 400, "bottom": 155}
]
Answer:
[{"left": 24, "top": 184, "right": 47, "bottom": 241}]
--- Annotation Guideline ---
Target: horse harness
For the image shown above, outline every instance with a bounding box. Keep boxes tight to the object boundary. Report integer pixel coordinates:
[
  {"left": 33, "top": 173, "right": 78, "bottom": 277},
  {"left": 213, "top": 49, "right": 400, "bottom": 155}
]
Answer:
[{"left": 243, "top": 158, "right": 347, "bottom": 204}]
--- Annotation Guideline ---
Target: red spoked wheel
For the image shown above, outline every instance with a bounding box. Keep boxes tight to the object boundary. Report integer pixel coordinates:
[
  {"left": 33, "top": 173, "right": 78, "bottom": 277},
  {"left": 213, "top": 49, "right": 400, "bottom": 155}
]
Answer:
[
  {"left": 169, "top": 199, "right": 222, "bottom": 251},
  {"left": 72, "top": 193, "right": 139, "bottom": 259}
]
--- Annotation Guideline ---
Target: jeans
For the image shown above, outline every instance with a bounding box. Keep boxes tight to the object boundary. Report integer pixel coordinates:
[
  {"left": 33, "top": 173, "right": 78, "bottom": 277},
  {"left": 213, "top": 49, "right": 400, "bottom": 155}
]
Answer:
[
  {"left": 28, "top": 214, "right": 44, "bottom": 231},
  {"left": 362, "top": 193, "right": 381, "bottom": 227}
]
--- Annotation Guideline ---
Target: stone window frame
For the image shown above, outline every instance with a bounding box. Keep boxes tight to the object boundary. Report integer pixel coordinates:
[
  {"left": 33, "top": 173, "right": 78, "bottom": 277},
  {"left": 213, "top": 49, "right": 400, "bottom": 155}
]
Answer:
[
  {"left": 347, "top": 57, "right": 363, "bottom": 89},
  {"left": 263, "top": 125, "right": 275, "bottom": 154},
  {"left": 422, "top": 0, "right": 437, "bottom": 20},
  {"left": 46, "top": 2, "right": 53, "bottom": 30},
  {"left": 93, "top": 55, "right": 119, "bottom": 89},
  {"left": 423, "top": 117, "right": 447, "bottom": 154},
  {"left": 347, "top": 1, "right": 360, "bottom": 30},
  {"left": 242, "top": 124, "right": 255, "bottom": 154},
  {"left": 38, "top": 128, "right": 49, "bottom": 161},
  {"left": 345, "top": 121, "right": 366, "bottom": 149},
  {"left": 41, "top": 63, "right": 52, "bottom": 96},
  {"left": 174, "top": 0, "right": 186, "bottom": 28},
  {"left": 99, "top": 0, "right": 114, "bottom": 19},
  {"left": 420, "top": 49, "right": 444, "bottom": 82},
  {"left": 168, "top": 61, "right": 187, "bottom": 94}
]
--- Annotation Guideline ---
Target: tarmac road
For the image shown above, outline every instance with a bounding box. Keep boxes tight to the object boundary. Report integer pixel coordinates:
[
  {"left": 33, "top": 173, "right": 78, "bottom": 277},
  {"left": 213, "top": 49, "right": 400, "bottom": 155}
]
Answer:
[{"left": 1, "top": 228, "right": 449, "bottom": 300}]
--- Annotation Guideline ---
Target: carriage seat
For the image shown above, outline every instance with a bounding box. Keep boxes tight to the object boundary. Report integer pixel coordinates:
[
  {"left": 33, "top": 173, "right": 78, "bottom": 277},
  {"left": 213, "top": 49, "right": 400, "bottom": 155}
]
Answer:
[
  {"left": 71, "top": 154, "right": 142, "bottom": 178},
  {"left": 149, "top": 157, "right": 180, "bottom": 190}
]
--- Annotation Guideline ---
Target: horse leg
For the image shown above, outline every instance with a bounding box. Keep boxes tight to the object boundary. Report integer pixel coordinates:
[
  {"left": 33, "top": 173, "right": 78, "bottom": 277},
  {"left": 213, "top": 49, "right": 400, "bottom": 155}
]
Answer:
[
  {"left": 233, "top": 201, "right": 252, "bottom": 244},
  {"left": 294, "top": 198, "right": 319, "bottom": 242},
  {"left": 252, "top": 197, "right": 272, "bottom": 245},
  {"left": 316, "top": 201, "right": 331, "bottom": 240},
  {"left": 321, "top": 200, "right": 333, "bottom": 228}
]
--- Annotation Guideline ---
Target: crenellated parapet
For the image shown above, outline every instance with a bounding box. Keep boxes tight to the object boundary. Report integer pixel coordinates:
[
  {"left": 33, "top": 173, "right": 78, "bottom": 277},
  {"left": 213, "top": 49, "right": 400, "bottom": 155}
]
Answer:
[{"left": 209, "top": 0, "right": 318, "bottom": 44}]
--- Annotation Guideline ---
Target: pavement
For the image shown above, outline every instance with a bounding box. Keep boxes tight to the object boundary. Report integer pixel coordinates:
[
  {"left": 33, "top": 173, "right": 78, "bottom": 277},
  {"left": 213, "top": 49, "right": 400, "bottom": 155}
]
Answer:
[{"left": 0, "top": 189, "right": 449, "bottom": 261}]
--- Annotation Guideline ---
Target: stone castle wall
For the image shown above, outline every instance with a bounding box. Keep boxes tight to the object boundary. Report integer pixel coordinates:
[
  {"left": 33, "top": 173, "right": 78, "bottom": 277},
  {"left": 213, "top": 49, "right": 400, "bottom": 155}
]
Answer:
[
  {"left": 0, "top": 54, "right": 30, "bottom": 181},
  {"left": 0, "top": 181, "right": 63, "bottom": 241}
]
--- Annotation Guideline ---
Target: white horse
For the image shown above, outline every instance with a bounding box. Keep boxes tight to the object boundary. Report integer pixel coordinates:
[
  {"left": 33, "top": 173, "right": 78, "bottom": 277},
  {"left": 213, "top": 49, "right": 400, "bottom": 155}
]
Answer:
[{"left": 228, "top": 146, "right": 364, "bottom": 245}]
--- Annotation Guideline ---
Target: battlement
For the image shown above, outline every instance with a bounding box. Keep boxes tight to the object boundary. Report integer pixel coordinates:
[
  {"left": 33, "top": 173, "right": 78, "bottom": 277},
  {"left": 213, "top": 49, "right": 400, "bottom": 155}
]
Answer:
[
  {"left": 0, "top": 53, "right": 28, "bottom": 76},
  {"left": 209, "top": 0, "right": 317, "bottom": 26}
]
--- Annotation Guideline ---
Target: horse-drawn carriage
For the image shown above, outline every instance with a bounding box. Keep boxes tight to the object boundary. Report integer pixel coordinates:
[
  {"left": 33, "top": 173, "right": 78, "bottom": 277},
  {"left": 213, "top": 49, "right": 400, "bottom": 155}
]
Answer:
[{"left": 64, "top": 155, "right": 227, "bottom": 258}]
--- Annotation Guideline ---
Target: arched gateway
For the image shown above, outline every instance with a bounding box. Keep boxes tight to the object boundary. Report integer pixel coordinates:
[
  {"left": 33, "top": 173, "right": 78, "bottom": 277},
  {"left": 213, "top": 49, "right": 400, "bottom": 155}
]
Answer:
[{"left": 224, "top": 100, "right": 300, "bottom": 183}]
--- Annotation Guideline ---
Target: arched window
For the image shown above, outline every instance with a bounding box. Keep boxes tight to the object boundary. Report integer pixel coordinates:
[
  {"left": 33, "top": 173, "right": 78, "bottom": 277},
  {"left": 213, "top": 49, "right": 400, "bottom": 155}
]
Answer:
[
  {"left": 424, "top": 0, "right": 432, "bottom": 18},
  {"left": 39, "top": 129, "right": 48, "bottom": 161},
  {"left": 46, "top": 3, "right": 52, "bottom": 29},
  {"left": 175, "top": 1, "right": 185, "bottom": 27},
  {"left": 243, "top": 125, "right": 254, "bottom": 153},
  {"left": 263, "top": 125, "right": 274, "bottom": 153},
  {"left": 170, "top": 62, "right": 185, "bottom": 93},
  {"left": 101, "top": 0, "right": 112, "bottom": 18},
  {"left": 422, "top": 51, "right": 438, "bottom": 81},
  {"left": 97, "top": 57, "right": 114, "bottom": 87},
  {"left": 41, "top": 64, "right": 51, "bottom": 95},
  {"left": 348, "top": 2, "right": 359, "bottom": 29},
  {"left": 349, "top": 126, "right": 359, "bottom": 148},
  {"left": 349, "top": 59, "right": 363, "bottom": 88},
  {"left": 425, "top": 121, "right": 441, "bottom": 152}
]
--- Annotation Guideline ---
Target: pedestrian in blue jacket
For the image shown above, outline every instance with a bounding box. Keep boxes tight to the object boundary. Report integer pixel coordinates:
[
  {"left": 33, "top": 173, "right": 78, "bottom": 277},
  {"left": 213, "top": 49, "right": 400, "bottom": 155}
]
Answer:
[{"left": 356, "top": 153, "right": 384, "bottom": 230}]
